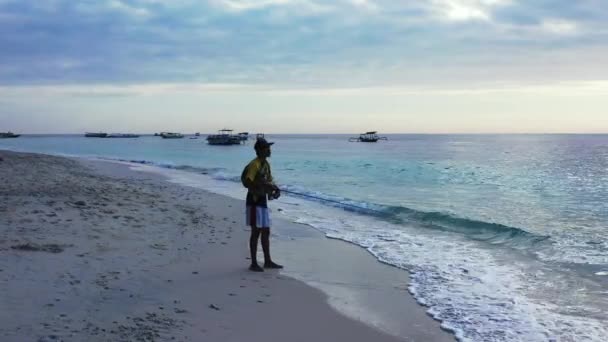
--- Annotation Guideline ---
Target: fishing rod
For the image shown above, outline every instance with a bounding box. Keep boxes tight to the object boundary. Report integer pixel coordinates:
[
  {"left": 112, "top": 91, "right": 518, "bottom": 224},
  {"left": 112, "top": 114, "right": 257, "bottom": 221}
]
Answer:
[{"left": 279, "top": 188, "right": 386, "bottom": 215}]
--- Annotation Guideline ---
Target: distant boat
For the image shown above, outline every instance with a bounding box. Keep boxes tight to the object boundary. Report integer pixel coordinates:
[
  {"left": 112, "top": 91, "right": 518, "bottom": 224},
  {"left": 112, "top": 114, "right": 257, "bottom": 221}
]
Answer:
[
  {"left": 238, "top": 132, "right": 249, "bottom": 141},
  {"left": 206, "top": 129, "right": 242, "bottom": 145},
  {"left": 0, "top": 132, "right": 20, "bottom": 138},
  {"left": 195, "top": 132, "right": 201, "bottom": 137},
  {"left": 160, "top": 132, "right": 184, "bottom": 139},
  {"left": 85, "top": 132, "right": 108, "bottom": 138},
  {"left": 349, "top": 131, "right": 388, "bottom": 143},
  {"left": 106, "top": 133, "right": 140, "bottom": 138}
]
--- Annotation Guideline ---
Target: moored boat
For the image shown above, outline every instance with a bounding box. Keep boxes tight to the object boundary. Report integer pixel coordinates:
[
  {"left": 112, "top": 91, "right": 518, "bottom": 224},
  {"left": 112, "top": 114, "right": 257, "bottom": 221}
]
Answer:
[
  {"left": 0, "top": 132, "right": 20, "bottom": 138},
  {"left": 160, "top": 132, "right": 184, "bottom": 139},
  {"left": 206, "top": 129, "right": 242, "bottom": 145},
  {"left": 106, "top": 133, "right": 140, "bottom": 138},
  {"left": 349, "top": 131, "right": 388, "bottom": 142},
  {"left": 238, "top": 132, "right": 249, "bottom": 141},
  {"left": 85, "top": 132, "right": 108, "bottom": 138}
]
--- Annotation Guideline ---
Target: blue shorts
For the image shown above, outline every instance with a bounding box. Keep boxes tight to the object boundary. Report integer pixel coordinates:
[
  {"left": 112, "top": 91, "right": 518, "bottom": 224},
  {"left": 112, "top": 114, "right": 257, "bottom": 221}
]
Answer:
[{"left": 246, "top": 206, "right": 271, "bottom": 228}]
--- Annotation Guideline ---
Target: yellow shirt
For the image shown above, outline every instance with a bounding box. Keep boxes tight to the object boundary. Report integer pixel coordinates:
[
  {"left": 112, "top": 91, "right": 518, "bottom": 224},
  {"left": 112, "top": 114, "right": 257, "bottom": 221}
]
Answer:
[
  {"left": 244, "top": 157, "right": 273, "bottom": 185},
  {"left": 244, "top": 158, "right": 273, "bottom": 204}
]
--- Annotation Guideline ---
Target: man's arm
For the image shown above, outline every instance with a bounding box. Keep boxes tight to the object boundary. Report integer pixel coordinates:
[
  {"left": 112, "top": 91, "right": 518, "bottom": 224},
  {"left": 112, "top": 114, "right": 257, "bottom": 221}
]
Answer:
[{"left": 266, "top": 164, "right": 280, "bottom": 199}]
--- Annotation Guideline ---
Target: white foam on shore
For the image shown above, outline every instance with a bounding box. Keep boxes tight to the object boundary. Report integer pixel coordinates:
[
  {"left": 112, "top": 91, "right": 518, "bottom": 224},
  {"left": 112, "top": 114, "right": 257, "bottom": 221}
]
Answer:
[{"left": 123, "top": 160, "right": 608, "bottom": 342}]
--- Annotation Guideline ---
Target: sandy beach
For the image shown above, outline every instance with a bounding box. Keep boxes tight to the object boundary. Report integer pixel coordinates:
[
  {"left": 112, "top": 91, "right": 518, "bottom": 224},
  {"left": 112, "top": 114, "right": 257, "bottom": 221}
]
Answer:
[{"left": 0, "top": 150, "right": 453, "bottom": 342}]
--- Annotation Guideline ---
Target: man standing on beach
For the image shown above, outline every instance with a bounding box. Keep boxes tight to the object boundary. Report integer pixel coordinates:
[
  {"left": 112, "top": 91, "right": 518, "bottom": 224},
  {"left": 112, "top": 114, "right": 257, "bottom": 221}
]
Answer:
[{"left": 242, "top": 138, "right": 283, "bottom": 272}]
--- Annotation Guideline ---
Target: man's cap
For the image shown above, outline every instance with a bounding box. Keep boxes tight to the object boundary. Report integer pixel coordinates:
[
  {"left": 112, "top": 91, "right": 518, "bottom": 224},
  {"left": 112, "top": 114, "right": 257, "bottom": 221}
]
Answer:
[{"left": 254, "top": 137, "right": 274, "bottom": 150}]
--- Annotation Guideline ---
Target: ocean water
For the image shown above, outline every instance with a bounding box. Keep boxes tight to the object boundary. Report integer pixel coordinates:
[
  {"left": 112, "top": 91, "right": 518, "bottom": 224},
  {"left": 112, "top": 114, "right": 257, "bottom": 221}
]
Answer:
[{"left": 2, "top": 134, "right": 607, "bottom": 341}]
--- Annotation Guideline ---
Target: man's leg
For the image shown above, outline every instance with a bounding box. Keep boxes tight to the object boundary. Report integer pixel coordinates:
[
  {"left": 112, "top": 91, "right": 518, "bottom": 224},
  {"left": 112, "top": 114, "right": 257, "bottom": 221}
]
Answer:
[
  {"left": 261, "top": 229, "right": 283, "bottom": 269},
  {"left": 249, "top": 227, "right": 263, "bottom": 272}
]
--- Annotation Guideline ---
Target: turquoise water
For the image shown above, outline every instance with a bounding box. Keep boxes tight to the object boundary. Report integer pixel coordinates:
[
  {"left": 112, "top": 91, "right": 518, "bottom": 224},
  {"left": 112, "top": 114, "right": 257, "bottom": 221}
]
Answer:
[{"left": 2, "top": 134, "right": 608, "bottom": 341}]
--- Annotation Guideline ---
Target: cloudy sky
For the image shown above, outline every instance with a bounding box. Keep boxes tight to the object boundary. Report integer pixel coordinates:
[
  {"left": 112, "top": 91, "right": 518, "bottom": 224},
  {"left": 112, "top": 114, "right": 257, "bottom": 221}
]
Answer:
[{"left": 1, "top": 0, "right": 607, "bottom": 133}]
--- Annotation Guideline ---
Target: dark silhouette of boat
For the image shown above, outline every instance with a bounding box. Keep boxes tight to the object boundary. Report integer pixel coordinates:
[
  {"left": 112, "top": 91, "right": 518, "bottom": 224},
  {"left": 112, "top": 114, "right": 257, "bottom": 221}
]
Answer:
[
  {"left": 349, "top": 131, "right": 388, "bottom": 142},
  {"left": 0, "top": 132, "right": 20, "bottom": 138},
  {"left": 206, "top": 129, "right": 242, "bottom": 145},
  {"left": 106, "top": 133, "right": 140, "bottom": 138},
  {"left": 85, "top": 132, "right": 108, "bottom": 138},
  {"left": 160, "top": 132, "right": 184, "bottom": 139},
  {"left": 238, "top": 132, "right": 249, "bottom": 141}
]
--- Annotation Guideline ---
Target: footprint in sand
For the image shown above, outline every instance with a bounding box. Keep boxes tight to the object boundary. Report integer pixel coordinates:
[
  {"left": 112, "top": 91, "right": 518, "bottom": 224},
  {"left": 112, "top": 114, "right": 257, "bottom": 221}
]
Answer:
[{"left": 150, "top": 243, "right": 168, "bottom": 250}]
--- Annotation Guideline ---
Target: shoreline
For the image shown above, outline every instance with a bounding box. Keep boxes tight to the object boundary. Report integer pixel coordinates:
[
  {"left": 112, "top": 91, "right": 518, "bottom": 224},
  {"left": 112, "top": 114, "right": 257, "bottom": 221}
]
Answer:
[{"left": 0, "top": 150, "right": 454, "bottom": 341}]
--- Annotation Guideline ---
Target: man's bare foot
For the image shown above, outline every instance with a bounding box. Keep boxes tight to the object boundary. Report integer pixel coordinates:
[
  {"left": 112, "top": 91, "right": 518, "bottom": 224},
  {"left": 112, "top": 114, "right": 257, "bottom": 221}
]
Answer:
[
  {"left": 264, "top": 262, "right": 283, "bottom": 269},
  {"left": 249, "top": 264, "right": 264, "bottom": 272}
]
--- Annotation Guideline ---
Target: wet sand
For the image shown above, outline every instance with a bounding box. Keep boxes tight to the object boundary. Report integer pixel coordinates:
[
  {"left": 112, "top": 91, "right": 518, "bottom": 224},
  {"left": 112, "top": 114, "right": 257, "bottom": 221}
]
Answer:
[{"left": 0, "top": 150, "right": 454, "bottom": 341}]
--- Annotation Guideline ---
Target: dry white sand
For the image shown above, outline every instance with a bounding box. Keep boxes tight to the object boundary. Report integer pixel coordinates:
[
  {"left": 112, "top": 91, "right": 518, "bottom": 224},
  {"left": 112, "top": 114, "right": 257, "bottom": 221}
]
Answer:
[{"left": 0, "top": 150, "right": 454, "bottom": 341}]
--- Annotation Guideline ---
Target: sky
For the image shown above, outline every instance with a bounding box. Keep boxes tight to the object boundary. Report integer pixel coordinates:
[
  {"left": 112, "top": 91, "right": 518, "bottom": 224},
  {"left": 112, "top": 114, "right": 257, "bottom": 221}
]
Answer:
[{"left": 0, "top": 0, "right": 607, "bottom": 133}]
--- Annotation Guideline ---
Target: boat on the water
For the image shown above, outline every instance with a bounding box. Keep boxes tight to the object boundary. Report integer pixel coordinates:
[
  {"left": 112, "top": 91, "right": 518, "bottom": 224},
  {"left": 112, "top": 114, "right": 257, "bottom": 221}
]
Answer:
[
  {"left": 0, "top": 132, "right": 20, "bottom": 138},
  {"left": 160, "top": 132, "right": 184, "bottom": 139},
  {"left": 206, "top": 129, "right": 242, "bottom": 145},
  {"left": 238, "top": 132, "right": 249, "bottom": 141},
  {"left": 106, "top": 133, "right": 140, "bottom": 138},
  {"left": 85, "top": 132, "right": 108, "bottom": 138},
  {"left": 348, "top": 131, "right": 388, "bottom": 142}
]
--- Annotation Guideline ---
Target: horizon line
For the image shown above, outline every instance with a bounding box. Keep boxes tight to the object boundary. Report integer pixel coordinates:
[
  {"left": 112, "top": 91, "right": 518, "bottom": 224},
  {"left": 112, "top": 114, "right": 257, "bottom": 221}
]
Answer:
[{"left": 9, "top": 132, "right": 608, "bottom": 136}]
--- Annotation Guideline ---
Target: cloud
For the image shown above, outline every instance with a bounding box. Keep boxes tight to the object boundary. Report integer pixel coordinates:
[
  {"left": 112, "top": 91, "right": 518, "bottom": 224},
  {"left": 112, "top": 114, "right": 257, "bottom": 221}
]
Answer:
[
  {"left": 209, "top": 0, "right": 334, "bottom": 15},
  {"left": 540, "top": 19, "right": 579, "bottom": 35},
  {"left": 107, "top": 0, "right": 151, "bottom": 17},
  {"left": 431, "top": 0, "right": 511, "bottom": 22},
  {"left": 349, "top": 0, "right": 378, "bottom": 11},
  {"left": 0, "top": 0, "right": 606, "bottom": 87},
  {"left": 212, "top": 0, "right": 294, "bottom": 11}
]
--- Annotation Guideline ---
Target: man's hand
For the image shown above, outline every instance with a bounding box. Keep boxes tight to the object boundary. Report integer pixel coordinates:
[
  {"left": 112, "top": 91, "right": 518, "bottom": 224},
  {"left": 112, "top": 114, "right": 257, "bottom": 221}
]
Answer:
[
  {"left": 271, "top": 187, "right": 281, "bottom": 200},
  {"left": 265, "top": 184, "right": 280, "bottom": 200}
]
